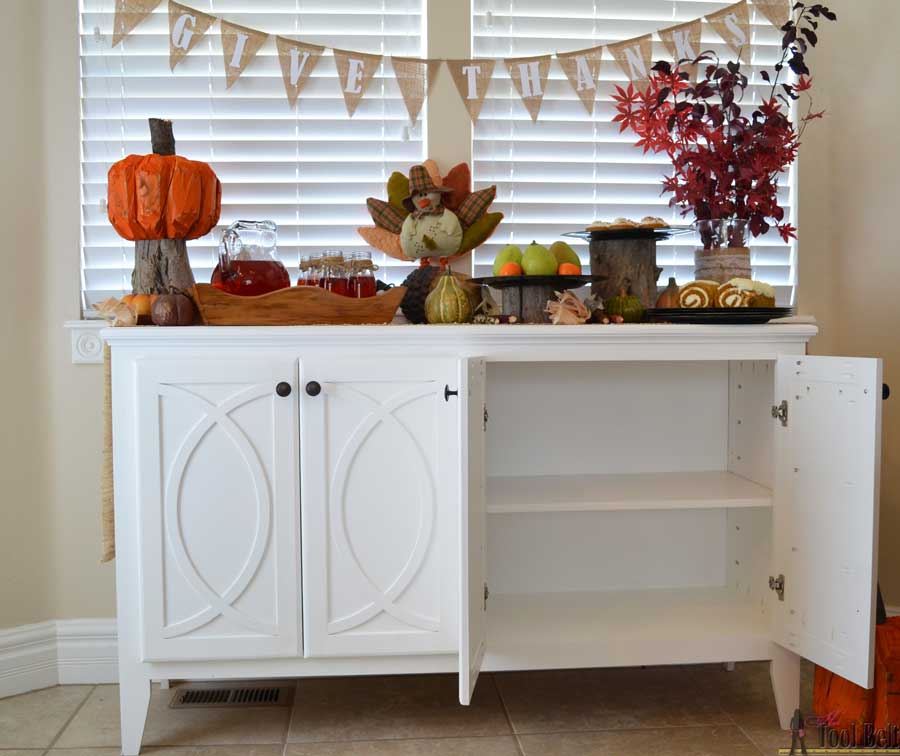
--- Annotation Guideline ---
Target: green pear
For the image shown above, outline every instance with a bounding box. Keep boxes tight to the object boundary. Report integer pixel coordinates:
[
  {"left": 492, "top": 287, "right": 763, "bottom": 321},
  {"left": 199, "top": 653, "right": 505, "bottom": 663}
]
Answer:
[
  {"left": 550, "top": 240, "right": 581, "bottom": 267},
  {"left": 492, "top": 244, "right": 522, "bottom": 276},
  {"left": 521, "top": 241, "right": 558, "bottom": 276}
]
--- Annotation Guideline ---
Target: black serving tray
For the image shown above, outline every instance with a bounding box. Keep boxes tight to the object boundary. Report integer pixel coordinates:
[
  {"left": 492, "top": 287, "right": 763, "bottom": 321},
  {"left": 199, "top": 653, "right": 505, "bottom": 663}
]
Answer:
[
  {"left": 648, "top": 307, "right": 794, "bottom": 325},
  {"left": 470, "top": 274, "right": 604, "bottom": 290},
  {"left": 563, "top": 226, "right": 694, "bottom": 243}
]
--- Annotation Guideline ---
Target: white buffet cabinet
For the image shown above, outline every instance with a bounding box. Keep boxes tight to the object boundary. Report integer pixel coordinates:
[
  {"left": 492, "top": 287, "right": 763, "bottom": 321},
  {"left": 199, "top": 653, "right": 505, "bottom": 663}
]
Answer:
[{"left": 104, "top": 323, "right": 882, "bottom": 755}]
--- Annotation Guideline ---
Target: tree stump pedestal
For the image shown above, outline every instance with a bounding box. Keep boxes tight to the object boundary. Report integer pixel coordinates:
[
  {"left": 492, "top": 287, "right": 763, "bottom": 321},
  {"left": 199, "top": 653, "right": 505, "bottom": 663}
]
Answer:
[{"left": 589, "top": 237, "right": 663, "bottom": 309}]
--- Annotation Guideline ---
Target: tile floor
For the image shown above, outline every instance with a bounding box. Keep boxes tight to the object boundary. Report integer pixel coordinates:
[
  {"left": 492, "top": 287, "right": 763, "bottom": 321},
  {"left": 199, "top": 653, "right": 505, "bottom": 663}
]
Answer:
[{"left": 0, "top": 661, "right": 813, "bottom": 756}]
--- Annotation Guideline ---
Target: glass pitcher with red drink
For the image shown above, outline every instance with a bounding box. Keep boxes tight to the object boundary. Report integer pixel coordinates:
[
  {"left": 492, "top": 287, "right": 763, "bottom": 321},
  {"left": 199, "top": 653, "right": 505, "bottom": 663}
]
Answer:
[{"left": 211, "top": 220, "right": 291, "bottom": 296}]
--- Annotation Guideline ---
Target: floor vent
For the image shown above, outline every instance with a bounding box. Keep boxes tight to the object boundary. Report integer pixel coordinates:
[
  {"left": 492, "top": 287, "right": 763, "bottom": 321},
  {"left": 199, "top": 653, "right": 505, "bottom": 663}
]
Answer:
[{"left": 169, "top": 682, "right": 294, "bottom": 709}]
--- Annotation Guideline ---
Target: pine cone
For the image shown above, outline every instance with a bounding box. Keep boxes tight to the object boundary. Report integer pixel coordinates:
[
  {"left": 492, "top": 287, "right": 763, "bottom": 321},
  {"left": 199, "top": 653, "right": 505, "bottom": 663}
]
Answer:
[{"left": 400, "top": 266, "right": 441, "bottom": 324}]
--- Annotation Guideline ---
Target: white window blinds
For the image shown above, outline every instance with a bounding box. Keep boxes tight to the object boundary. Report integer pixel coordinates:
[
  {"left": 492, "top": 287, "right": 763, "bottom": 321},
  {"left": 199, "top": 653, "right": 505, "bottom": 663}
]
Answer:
[
  {"left": 79, "top": 0, "right": 424, "bottom": 315},
  {"left": 471, "top": 0, "right": 797, "bottom": 304}
]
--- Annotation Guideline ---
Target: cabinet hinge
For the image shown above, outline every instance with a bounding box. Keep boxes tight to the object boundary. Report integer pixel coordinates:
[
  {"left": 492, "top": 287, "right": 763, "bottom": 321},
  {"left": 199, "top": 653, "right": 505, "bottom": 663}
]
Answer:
[
  {"left": 771, "top": 400, "right": 789, "bottom": 427},
  {"left": 483, "top": 405, "right": 489, "bottom": 432},
  {"left": 483, "top": 583, "right": 490, "bottom": 610},
  {"left": 768, "top": 574, "right": 785, "bottom": 601}
]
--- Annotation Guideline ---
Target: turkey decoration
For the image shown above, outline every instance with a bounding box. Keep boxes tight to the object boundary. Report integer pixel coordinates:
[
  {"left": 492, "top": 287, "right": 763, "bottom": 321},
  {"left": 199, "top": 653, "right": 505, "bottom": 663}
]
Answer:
[{"left": 359, "top": 160, "right": 502, "bottom": 267}]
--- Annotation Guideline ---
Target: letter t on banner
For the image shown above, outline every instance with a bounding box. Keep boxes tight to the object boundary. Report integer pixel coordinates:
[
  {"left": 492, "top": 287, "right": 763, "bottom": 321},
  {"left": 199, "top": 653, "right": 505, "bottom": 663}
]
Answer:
[
  {"left": 446, "top": 59, "right": 496, "bottom": 123},
  {"left": 505, "top": 55, "right": 553, "bottom": 122}
]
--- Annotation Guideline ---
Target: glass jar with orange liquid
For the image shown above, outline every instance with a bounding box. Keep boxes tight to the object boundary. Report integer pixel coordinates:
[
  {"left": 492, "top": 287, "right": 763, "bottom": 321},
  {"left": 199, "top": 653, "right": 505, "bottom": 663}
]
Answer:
[
  {"left": 317, "top": 251, "right": 350, "bottom": 296},
  {"left": 348, "top": 251, "right": 377, "bottom": 298}
]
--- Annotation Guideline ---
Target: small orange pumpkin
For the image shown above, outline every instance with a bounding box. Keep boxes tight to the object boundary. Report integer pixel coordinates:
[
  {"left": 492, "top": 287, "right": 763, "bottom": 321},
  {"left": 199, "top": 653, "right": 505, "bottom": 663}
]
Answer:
[{"left": 121, "top": 293, "right": 158, "bottom": 324}]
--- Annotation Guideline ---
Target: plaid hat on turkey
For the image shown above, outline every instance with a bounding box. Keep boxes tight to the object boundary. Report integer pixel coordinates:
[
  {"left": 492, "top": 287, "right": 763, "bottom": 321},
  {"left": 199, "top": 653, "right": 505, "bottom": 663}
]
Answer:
[{"left": 402, "top": 165, "right": 452, "bottom": 212}]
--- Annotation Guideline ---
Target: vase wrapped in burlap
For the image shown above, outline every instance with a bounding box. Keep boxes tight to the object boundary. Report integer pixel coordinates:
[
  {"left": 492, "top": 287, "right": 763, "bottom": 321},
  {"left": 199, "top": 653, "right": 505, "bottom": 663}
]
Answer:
[{"left": 693, "top": 219, "right": 752, "bottom": 283}]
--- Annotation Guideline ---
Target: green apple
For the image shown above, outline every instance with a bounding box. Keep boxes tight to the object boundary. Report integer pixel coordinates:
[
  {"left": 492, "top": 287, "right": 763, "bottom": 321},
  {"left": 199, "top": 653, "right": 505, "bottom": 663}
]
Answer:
[
  {"left": 550, "top": 240, "right": 581, "bottom": 267},
  {"left": 521, "top": 241, "right": 558, "bottom": 276},
  {"left": 492, "top": 244, "right": 522, "bottom": 276}
]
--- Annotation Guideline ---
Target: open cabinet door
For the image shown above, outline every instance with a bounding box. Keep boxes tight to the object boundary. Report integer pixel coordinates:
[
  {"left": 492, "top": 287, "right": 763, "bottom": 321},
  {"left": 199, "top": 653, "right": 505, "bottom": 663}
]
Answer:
[
  {"left": 772, "top": 356, "right": 882, "bottom": 688},
  {"left": 459, "top": 359, "right": 487, "bottom": 705}
]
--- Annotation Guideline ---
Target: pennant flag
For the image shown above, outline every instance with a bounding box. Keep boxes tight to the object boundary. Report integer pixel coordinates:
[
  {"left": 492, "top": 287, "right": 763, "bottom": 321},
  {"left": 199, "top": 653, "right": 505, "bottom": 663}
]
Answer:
[
  {"left": 659, "top": 19, "right": 703, "bottom": 79},
  {"left": 333, "top": 49, "right": 382, "bottom": 117},
  {"left": 446, "top": 59, "right": 496, "bottom": 123},
  {"left": 391, "top": 57, "right": 441, "bottom": 126},
  {"left": 504, "top": 55, "right": 553, "bottom": 122},
  {"left": 557, "top": 45, "right": 604, "bottom": 115},
  {"left": 168, "top": 1, "right": 216, "bottom": 71},
  {"left": 607, "top": 34, "right": 654, "bottom": 88},
  {"left": 220, "top": 20, "right": 268, "bottom": 89},
  {"left": 112, "top": 0, "right": 162, "bottom": 47},
  {"left": 753, "top": 0, "right": 791, "bottom": 30},
  {"left": 276, "top": 37, "right": 324, "bottom": 109},
  {"left": 706, "top": 0, "right": 752, "bottom": 62}
]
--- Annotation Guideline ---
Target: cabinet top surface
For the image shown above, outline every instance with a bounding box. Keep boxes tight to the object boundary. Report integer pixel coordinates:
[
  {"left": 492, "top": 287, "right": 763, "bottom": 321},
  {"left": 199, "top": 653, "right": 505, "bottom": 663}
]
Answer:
[{"left": 100, "top": 321, "right": 817, "bottom": 361}]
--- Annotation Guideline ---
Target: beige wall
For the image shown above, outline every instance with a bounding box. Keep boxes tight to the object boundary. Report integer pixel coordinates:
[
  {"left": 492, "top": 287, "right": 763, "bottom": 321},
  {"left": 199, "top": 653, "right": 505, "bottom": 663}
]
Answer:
[
  {"left": 0, "top": 0, "right": 54, "bottom": 627},
  {"left": 798, "top": 0, "right": 900, "bottom": 601},
  {"left": 1, "top": 0, "right": 897, "bottom": 631}
]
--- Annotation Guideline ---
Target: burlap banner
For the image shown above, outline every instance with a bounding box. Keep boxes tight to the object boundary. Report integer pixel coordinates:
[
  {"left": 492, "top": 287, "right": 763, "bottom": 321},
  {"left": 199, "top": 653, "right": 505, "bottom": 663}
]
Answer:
[
  {"left": 753, "top": 0, "right": 791, "bottom": 30},
  {"left": 333, "top": 49, "right": 382, "bottom": 117},
  {"left": 607, "top": 34, "right": 654, "bottom": 88},
  {"left": 168, "top": 1, "right": 216, "bottom": 71},
  {"left": 557, "top": 45, "right": 603, "bottom": 115},
  {"left": 276, "top": 37, "right": 324, "bottom": 109},
  {"left": 505, "top": 55, "right": 553, "bottom": 122},
  {"left": 221, "top": 20, "right": 268, "bottom": 89},
  {"left": 446, "top": 59, "right": 495, "bottom": 123},
  {"left": 113, "top": 0, "right": 162, "bottom": 48},
  {"left": 659, "top": 18, "right": 703, "bottom": 79},
  {"left": 110, "top": 1, "right": 792, "bottom": 124},
  {"left": 706, "top": 0, "right": 752, "bottom": 62},
  {"left": 391, "top": 57, "right": 441, "bottom": 126}
]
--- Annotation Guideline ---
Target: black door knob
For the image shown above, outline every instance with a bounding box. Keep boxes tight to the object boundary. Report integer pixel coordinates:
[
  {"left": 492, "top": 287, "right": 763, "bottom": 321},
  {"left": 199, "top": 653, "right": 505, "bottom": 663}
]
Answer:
[
  {"left": 306, "top": 381, "right": 322, "bottom": 397},
  {"left": 275, "top": 381, "right": 292, "bottom": 397}
]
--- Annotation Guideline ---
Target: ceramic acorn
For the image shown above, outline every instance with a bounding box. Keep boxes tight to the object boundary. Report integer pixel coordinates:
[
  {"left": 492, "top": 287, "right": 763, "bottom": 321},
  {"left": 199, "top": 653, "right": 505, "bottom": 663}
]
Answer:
[{"left": 359, "top": 160, "right": 502, "bottom": 267}]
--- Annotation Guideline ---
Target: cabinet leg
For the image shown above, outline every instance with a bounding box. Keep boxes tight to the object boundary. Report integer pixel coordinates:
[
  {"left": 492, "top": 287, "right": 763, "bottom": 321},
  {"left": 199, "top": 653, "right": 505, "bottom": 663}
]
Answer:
[
  {"left": 120, "top": 674, "right": 150, "bottom": 756},
  {"left": 157, "top": 679, "right": 170, "bottom": 690},
  {"left": 724, "top": 661, "right": 736, "bottom": 672},
  {"left": 770, "top": 644, "right": 801, "bottom": 731}
]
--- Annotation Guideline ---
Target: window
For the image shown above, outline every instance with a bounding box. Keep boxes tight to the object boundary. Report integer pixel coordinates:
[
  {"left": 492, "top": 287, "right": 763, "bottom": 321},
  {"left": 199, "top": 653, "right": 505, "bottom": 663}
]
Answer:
[
  {"left": 79, "top": 0, "right": 424, "bottom": 315},
  {"left": 471, "top": 0, "right": 796, "bottom": 304}
]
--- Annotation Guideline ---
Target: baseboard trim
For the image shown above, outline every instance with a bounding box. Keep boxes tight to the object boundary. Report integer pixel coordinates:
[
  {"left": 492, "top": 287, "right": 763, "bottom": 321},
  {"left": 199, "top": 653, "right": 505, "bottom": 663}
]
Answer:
[
  {"left": 0, "top": 619, "right": 118, "bottom": 698},
  {"left": 0, "top": 621, "right": 58, "bottom": 698},
  {"left": 57, "top": 619, "right": 118, "bottom": 685}
]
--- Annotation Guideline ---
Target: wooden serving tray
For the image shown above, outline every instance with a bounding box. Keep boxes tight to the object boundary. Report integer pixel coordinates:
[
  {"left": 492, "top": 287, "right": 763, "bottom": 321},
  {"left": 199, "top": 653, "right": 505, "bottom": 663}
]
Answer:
[{"left": 193, "top": 283, "right": 407, "bottom": 326}]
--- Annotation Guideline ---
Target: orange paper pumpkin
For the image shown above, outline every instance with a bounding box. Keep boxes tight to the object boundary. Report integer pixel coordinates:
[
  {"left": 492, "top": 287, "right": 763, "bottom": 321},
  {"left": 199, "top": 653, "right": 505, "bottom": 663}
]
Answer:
[{"left": 107, "top": 153, "right": 221, "bottom": 241}]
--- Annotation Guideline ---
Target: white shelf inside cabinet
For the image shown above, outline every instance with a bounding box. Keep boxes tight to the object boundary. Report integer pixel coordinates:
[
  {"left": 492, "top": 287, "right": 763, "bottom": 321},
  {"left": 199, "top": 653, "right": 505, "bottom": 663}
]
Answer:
[
  {"left": 483, "top": 587, "right": 771, "bottom": 672},
  {"left": 486, "top": 471, "right": 772, "bottom": 514}
]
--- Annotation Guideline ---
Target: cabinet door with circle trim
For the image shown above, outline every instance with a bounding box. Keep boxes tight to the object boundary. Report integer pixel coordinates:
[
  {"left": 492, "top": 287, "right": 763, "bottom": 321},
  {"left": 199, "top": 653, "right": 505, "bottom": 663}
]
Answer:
[
  {"left": 300, "top": 357, "right": 462, "bottom": 658},
  {"left": 136, "top": 357, "right": 300, "bottom": 661}
]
